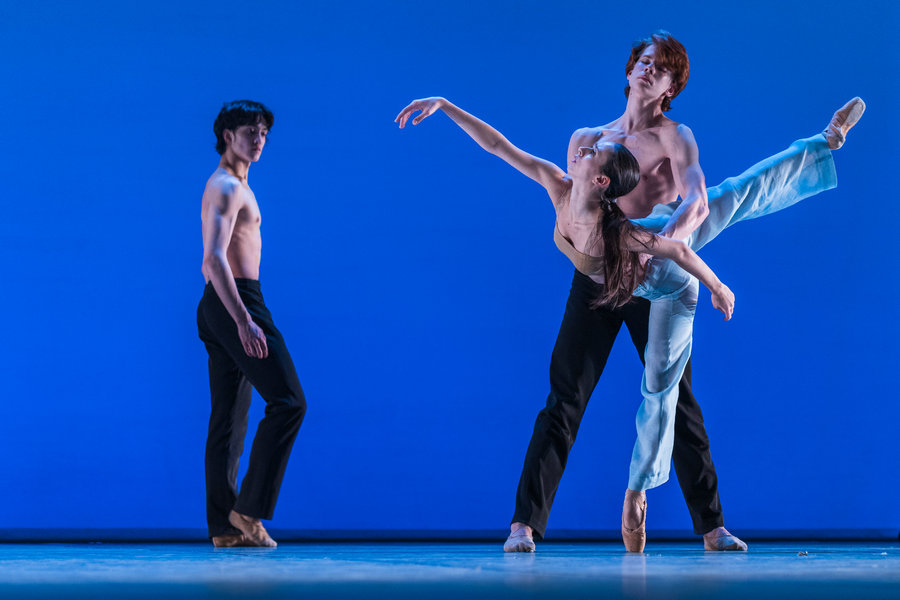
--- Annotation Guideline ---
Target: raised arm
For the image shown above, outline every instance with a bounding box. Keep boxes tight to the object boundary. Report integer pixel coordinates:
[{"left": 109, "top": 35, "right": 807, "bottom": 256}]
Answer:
[
  {"left": 395, "top": 97, "right": 568, "bottom": 202},
  {"left": 627, "top": 231, "right": 734, "bottom": 320},
  {"left": 201, "top": 181, "right": 268, "bottom": 358},
  {"left": 659, "top": 125, "right": 709, "bottom": 240}
]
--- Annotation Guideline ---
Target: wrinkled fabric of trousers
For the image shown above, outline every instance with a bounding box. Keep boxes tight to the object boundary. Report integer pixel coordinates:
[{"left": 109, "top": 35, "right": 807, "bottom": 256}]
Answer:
[{"left": 627, "top": 134, "right": 837, "bottom": 491}]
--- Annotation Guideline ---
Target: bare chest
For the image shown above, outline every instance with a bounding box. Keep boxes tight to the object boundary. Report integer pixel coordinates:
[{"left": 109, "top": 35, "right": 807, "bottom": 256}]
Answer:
[
  {"left": 223, "top": 190, "right": 263, "bottom": 252},
  {"left": 591, "top": 129, "right": 680, "bottom": 217}
]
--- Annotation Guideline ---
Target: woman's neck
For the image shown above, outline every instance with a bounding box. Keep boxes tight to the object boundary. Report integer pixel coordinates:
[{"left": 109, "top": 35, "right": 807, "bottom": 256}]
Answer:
[{"left": 567, "top": 180, "right": 604, "bottom": 222}]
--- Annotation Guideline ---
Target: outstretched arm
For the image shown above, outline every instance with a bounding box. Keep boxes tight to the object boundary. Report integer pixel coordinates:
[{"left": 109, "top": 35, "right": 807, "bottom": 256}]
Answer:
[
  {"left": 660, "top": 125, "right": 709, "bottom": 240},
  {"left": 627, "top": 231, "right": 734, "bottom": 320},
  {"left": 396, "top": 97, "right": 568, "bottom": 202}
]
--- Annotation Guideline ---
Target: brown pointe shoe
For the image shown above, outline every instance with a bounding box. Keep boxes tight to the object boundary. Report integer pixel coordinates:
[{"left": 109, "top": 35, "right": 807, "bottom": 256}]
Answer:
[
  {"left": 228, "top": 510, "right": 278, "bottom": 547},
  {"left": 503, "top": 528, "right": 536, "bottom": 552},
  {"left": 703, "top": 527, "right": 748, "bottom": 551},
  {"left": 824, "top": 97, "right": 866, "bottom": 149},
  {"left": 621, "top": 489, "right": 647, "bottom": 553},
  {"left": 211, "top": 534, "right": 249, "bottom": 548}
]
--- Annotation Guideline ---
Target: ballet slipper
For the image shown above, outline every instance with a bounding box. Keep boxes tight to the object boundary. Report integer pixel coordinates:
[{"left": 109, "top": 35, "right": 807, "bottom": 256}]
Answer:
[
  {"left": 824, "top": 97, "right": 865, "bottom": 150},
  {"left": 228, "top": 510, "right": 277, "bottom": 547},
  {"left": 703, "top": 527, "right": 748, "bottom": 551},
  {"left": 211, "top": 533, "right": 250, "bottom": 548},
  {"left": 621, "top": 489, "right": 647, "bottom": 553},
  {"left": 503, "top": 526, "right": 536, "bottom": 552}
]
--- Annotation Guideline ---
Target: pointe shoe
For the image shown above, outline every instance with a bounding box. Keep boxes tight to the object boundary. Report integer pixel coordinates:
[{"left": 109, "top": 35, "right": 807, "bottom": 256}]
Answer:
[
  {"left": 503, "top": 528, "right": 536, "bottom": 552},
  {"left": 228, "top": 510, "right": 278, "bottom": 547},
  {"left": 621, "top": 489, "right": 647, "bottom": 553},
  {"left": 824, "top": 97, "right": 866, "bottom": 149},
  {"left": 703, "top": 527, "right": 748, "bottom": 551},
  {"left": 211, "top": 533, "right": 250, "bottom": 548}
]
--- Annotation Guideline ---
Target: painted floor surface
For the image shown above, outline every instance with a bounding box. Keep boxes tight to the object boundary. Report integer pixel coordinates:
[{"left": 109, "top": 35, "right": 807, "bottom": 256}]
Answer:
[{"left": 0, "top": 541, "right": 898, "bottom": 599}]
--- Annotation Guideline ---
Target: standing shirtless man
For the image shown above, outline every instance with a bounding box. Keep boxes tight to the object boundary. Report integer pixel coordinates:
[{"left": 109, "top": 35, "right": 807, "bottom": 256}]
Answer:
[
  {"left": 197, "top": 100, "right": 306, "bottom": 548},
  {"left": 505, "top": 31, "right": 864, "bottom": 552}
]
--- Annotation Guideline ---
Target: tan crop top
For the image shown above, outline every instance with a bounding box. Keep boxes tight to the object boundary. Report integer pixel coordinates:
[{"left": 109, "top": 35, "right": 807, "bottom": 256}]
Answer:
[{"left": 554, "top": 223, "right": 605, "bottom": 279}]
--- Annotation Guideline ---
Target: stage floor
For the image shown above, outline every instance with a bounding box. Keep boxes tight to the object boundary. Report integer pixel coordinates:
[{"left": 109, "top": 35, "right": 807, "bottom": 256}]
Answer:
[{"left": 0, "top": 541, "right": 897, "bottom": 599}]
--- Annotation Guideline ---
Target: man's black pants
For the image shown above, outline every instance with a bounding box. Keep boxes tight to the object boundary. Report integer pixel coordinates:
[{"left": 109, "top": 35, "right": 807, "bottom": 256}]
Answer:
[
  {"left": 512, "top": 270, "right": 723, "bottom": 538},
  {"left": 197, "top": 279, "right": 306, "bottom": 538}
]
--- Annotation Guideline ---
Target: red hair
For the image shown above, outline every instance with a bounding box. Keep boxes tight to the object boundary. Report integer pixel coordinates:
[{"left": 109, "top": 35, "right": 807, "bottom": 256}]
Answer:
[{"left": 624, "top": 31, "right": 689, "bottom": 112}]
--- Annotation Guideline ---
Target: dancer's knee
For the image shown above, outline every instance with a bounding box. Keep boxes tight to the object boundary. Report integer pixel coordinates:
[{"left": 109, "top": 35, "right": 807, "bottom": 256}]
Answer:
[{"left": 537, "top": 397, "right": 582, "bottom": 444}]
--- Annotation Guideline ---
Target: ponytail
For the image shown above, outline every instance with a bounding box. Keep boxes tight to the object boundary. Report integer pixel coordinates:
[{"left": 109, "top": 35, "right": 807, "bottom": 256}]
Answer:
[{"left": 588, "top": 144, "right": 654, "bottom": 309}]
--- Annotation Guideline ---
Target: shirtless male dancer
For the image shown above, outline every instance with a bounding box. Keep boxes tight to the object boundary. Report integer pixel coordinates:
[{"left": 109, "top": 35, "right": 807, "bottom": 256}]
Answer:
[
  {"left": 505, "top": 31, "right": 864, "bottom": 553},
  {"left": 197, "top": 100, "right": 307, "bottom": 548}
]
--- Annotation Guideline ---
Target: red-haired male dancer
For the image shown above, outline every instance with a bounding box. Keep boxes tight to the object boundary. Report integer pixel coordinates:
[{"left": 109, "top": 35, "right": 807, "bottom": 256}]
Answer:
[{"left": 504, "top": 31, "right": 863, "bottom": 553}]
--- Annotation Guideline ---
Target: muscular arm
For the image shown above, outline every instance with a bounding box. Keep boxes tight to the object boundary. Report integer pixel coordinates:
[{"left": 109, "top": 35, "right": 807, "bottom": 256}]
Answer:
[
  {"left": 659, "top": 125, "right": 709, "bottom": 239},
  {"left": 627, "top": 231, "right": 734, "bottom": 320},
  {"left": 396, "top": 97, "right": 568, "bottom": 202},
  {"left": 201, "top": 181, "right": 268, "bottom": 358}
]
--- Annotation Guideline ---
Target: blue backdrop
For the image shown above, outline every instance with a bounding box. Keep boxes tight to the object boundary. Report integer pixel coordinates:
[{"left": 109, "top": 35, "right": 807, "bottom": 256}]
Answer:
[{"left": 1, "top": 0, "right": 897, "bottom": 534}]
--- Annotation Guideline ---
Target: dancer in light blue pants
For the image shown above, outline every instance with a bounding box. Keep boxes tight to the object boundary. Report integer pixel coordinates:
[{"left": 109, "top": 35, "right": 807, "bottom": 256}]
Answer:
[{"left": 626, "top": 134, "right": 838, "bottom": 491}]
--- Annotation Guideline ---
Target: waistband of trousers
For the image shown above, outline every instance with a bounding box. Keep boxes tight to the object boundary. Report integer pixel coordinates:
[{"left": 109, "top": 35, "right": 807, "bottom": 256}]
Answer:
[
  {"left": 572, "top": 268, "right": 605, "bottom": 290},
  {"left": 204, "top": 278, "right": 261, "bottom": 292}
]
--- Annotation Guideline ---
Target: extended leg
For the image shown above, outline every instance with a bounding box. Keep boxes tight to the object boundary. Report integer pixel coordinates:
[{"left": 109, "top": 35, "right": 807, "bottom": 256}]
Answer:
[
  {"left": 690, "top": 135, "right": 838, "bottom": 251},
  {"left": 507, "top": 271, "right": 623, "bottom": 550}
]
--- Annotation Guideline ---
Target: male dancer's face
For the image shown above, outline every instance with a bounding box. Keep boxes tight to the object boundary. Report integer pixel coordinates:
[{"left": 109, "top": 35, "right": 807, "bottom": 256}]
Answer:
[
  {"left": 627, "top": 45, "right": 675, "bottom": 104},
  {"left": 225, "top": 122, "right": 268, "bottom": 163}
]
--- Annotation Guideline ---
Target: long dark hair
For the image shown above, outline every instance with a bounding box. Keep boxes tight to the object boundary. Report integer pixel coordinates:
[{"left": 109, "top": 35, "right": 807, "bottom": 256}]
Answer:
[{"left": 589, "top": 143, "right": 655, "bottom": 309}]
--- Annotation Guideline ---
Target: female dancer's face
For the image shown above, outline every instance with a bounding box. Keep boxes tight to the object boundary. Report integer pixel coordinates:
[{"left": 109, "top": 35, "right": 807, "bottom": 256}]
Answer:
[{"left": 571, "top": 142, "right": 613, "bottom": 187}]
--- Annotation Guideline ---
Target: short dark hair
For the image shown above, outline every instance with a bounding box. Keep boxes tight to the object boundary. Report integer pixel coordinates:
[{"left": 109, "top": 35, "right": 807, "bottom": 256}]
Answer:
[
  {"left": 213, "top": 100, "right": 274, "bottom": 155},
  {"left": 624, "top": 31, "right": 690, "bottom": 112}
]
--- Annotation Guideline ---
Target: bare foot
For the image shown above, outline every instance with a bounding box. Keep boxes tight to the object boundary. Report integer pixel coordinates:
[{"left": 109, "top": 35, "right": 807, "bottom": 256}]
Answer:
[
  {"left": 703, "top": 526, "right": 748, "bottom": 551},
  {"left": 621, "top": 489, "right": 647, "bottom": 553},
  {"left": 211, "top": 533, "right": 250, "bottom": 548},
  {"left": 503, "top": 522, "right": 535, "bottom": 552},
  {"left": 228, "top": 510, "right": 277, "bottom": 547}
]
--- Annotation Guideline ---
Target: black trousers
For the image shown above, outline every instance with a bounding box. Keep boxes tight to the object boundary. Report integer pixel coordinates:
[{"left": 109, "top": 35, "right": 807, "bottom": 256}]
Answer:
[
  {"left": 197, "top": 279, "right": 306, "bottom": 538},
  {"left": 512, "top": 270, "right": 723, "bottom": 538}
]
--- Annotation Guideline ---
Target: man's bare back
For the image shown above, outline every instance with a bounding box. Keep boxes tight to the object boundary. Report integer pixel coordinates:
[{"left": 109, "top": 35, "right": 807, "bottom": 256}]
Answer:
[{"left": 201, "top": 168, "right": 262, "bottom": 283}]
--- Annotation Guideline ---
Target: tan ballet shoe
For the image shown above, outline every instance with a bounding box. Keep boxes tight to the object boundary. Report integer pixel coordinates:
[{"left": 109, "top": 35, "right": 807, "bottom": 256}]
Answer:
[
  {"left": 228, "top": 510, "right": 277, "bottom": 547},
  {"left": 824, "top": 97, "right": 865, "bottom": 149},
  {"left": 503, "top": 525, "right": 536, "bottom": 552},
  {"left": 703, "top": 527, "right": 748, "bottom": 551},
  {"left": 621, "top": 489, "right": 647, "bottom": 553},
  {"left": 211, "top": 533, "right": 250, "bottom": 548}
]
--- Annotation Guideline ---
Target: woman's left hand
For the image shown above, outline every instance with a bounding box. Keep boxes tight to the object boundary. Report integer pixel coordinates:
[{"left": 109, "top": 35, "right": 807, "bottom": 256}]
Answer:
[{"left": 710, "top": 283, "right": 735, "bottom": 321}]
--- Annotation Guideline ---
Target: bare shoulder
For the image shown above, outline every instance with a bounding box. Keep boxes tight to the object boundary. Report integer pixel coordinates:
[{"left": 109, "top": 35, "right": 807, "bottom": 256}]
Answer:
[
  {"left": 571, "top": 123, "right": 615, "bottom": 141},
  {"left": 203, "top": 170, "right": 245, "bottom": 210},
  {"left": 656, "top": 120, "right": 698, "bottom": 159},
  {"left": 206, "top": 170, "right": 241, "bottom": 195}
]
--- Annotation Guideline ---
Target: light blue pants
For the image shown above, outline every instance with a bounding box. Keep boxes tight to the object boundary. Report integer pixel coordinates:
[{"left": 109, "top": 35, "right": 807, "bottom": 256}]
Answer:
[{"left": 626, "top": 134, "right": 838, "bottom": 491}]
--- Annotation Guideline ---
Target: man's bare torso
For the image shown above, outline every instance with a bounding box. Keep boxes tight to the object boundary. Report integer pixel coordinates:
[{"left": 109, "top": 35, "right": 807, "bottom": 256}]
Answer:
[
  {"left": 570, "top": 118, "right": 685, "bottom": 219},
  {"left": 201, "top": 168, "right": 262, "bottom": 282},
  {"left": 557, "top": 116, "right": 689, "bottom": 283}
]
